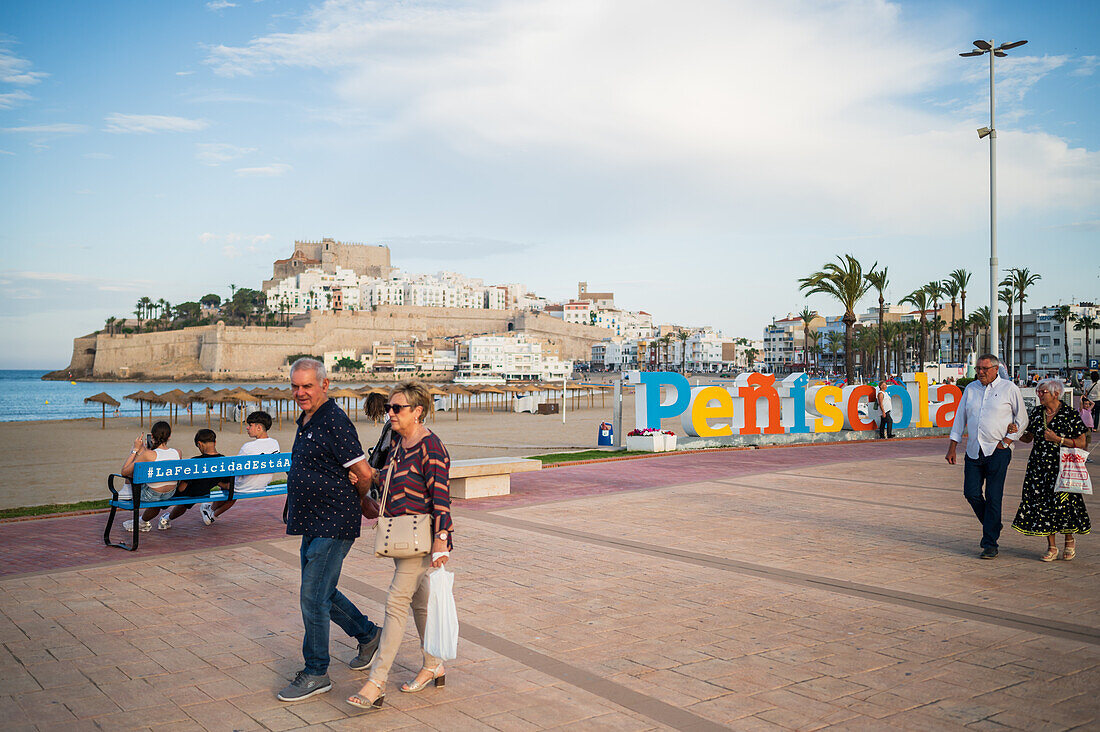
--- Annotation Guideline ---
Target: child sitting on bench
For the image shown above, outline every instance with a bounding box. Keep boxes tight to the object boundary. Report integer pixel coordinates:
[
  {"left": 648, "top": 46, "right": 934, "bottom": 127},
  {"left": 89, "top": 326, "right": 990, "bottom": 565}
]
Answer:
[
  {"left": 157, "top": 429, "right": 230, "bottom": 530},
  {"left": 200, "top": 411, "right": 281, "bottom": 524}
]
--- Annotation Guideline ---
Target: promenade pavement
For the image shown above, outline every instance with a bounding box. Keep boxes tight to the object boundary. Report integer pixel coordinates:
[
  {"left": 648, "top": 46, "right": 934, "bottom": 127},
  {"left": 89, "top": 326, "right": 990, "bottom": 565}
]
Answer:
[{"left": 0, "top": 440, "right": 1097, "bottom": 730}]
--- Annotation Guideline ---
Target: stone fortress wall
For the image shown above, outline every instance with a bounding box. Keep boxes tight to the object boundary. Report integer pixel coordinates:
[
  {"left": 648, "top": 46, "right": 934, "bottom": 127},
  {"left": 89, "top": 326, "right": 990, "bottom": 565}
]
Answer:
[{"left": 60, "top": 307, "right": 608, "bottom": 380}]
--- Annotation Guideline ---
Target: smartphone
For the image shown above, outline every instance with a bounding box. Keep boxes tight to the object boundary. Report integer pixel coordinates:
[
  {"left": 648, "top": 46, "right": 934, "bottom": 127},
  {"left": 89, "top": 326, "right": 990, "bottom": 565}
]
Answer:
[{"left": 145, "top": 433, "right": 155, "bottom": 450}]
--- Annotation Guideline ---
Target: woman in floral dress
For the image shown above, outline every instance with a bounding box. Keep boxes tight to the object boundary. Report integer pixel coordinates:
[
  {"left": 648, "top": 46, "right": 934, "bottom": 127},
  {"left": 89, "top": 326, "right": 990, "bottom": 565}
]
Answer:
[{"left": 1011, "top": 379, "right": 1090, "bottom": 561}]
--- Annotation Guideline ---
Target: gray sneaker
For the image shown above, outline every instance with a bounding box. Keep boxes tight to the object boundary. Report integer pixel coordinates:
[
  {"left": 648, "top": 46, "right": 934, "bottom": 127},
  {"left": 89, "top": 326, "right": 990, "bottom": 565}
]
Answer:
[
  {"left": 349, "top": 628, "right": 381, "bottom": 671},
  {"left": 277, "top": 671, "right": 332, "bottom": 702}
]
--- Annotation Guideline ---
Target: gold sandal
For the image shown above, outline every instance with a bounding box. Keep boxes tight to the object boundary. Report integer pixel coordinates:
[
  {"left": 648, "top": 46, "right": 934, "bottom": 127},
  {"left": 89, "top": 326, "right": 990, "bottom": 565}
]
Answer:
[
  {"left": 401, "top": 664, "right": 445, "bottom": 693},
  {"left": 347, "top": 679, "right": 385, "bottom": 710},
  {"left": 1040, "top": 546, "right": 1059, "bottom": 562},
  {"left": 1063, "top": 539, "right": 1076, "bottom": 561}
]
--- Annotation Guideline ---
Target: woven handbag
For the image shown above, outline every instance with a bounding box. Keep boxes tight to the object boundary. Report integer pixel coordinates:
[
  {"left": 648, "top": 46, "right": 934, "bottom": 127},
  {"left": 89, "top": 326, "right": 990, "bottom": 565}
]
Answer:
[{"left": 374, "top": 451, "right": 433, "bottom": 558}]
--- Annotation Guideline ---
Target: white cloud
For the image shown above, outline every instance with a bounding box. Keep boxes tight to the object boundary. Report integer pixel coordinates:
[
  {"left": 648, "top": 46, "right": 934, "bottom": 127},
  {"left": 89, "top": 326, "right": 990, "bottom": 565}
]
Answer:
[
  {"left": 234, "top": 162, "right": 291, "bottom": 177},
  {"left": 2, "top": 123, "right": 87, "bottom": 134},
  {"left": 103, "top": 113, "right": 210, "bottom": 134},
  {"left": 202, "top": 0, "right": 1099, "bottom": 230},
  {"left": 176, "top": 70, "right": 195, "bottom": 76},
  {"left": 1071, "top": 56, "right": 1099, "bottom": 77},
  {"left": 5, "top": 271, "right": 151, "bottom": 292},
  {"left": 0, "top": 45, "right": 47, "bottom": 85},
  {"left": 0, "top": 90, "right": 32, "bottom": 109},
  {"left": 200, "top": 232, "right": 275, "bottom": 253},
  {"left": 0, "top": 149, "right": 14, "bottom": 156},
  {"left": 195, "top": 142, "right": 257, "bottom": 165},
  {"left": 207, "top": 0, "right": 238, "bottom": 10}
]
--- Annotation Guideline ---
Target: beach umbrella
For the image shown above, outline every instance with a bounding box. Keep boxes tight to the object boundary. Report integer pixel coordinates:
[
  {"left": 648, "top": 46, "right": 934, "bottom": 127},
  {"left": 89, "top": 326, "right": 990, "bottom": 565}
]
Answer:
[
  {"left": 84, "top": 392, "right": 120, "bottom": 429},
  {"left": 124, "top": 390, "right": 152, "bottom": 427},
  {"left": 329, "top": 387, "right": 362, "bottom": 419}
]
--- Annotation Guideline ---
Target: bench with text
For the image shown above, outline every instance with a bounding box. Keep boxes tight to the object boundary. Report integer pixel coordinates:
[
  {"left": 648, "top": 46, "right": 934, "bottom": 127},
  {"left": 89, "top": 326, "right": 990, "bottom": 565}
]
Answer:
[{"left": 104, "top": 453, "right": 293, "bottom": 551}]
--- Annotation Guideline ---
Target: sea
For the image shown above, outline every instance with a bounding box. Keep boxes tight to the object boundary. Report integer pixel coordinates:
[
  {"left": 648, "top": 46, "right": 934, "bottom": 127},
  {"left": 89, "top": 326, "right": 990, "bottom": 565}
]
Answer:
[{"left": 0, "top": 370, "right": 289, "bottom": 422}]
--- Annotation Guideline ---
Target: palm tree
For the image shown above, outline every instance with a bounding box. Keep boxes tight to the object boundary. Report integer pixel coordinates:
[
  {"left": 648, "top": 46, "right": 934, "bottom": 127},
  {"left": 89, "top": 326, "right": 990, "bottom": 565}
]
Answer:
[
  {"left": 797, "top": 307, "right": 817, "bottom": 369},
  {"left": 825, "top": 331, "right": 843, "bottom": 373},
  {"left": 1052, "top": 305, "right": 1073, "bottom": 375},
  {"left": 881, "top": 321, "right": 898, "bottom": 376},
  {"left": 999, "top": 285, "right": 1015, "bottom": 366},
  {"left": 900, "top": 288, "right": 931, "bottom": 367},
  {"left": 854, "top": 326, "right": 877, "bottom": 379},
  {"left": 660, "top": 334, "right": 672, "bottom": 371},
  {"left": 969, "top": 308, "right": 989, "bottom": 357},
  {"left": 923, "top": 281, "right": 945, "bottom": 361},
  {"left": 1006, "top": 267, "right": 1042, "bottom": 376},
  {"left": 677, "top": 330, "right": 689, "bottom": 373},
  {"left": 941, "top": 278, "right": 960, "bottom": 363},
  {"left": 864, "top": 266, "right": 889, "bottom": 379},
  {"left": 1073, "top": 314, "right": 1097, "bottom": 368},
  {"left": 948, "top": 269, "right": 972, "bottom": 358},
  {"left": 799, "top": 254, "right": 872, "bottom": 382}
]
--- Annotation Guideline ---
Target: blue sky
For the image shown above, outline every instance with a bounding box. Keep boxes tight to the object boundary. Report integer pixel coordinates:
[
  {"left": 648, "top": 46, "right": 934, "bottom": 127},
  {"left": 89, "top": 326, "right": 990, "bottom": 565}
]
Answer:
[{"left": 1, "top": 0, "right": 1097, "bottom": 369}]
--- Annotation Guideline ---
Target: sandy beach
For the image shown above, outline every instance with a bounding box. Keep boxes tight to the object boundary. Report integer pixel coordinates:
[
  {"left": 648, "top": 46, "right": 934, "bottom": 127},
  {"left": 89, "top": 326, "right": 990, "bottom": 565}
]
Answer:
[{"left": 0, "top": 397, "right": 634, "bottom": 510}]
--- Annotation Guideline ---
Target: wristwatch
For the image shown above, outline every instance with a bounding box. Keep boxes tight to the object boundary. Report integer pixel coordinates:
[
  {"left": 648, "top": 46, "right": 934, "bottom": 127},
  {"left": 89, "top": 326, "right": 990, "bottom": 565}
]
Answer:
[{"left": 436, "top": 531, "right": 449, "bottom": 542}]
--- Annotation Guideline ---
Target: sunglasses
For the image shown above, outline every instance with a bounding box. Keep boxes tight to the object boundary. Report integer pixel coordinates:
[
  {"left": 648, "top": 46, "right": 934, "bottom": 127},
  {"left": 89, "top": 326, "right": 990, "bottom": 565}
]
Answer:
[{"left": 384, "top": 403, "right": 415, "bottom": 413}]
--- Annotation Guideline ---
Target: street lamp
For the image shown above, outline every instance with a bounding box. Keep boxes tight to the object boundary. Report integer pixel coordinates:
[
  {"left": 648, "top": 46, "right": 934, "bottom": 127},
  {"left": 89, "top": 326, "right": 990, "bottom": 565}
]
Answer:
[{"left": 960, "top": 38, "right": 1027, "bottom": 363}]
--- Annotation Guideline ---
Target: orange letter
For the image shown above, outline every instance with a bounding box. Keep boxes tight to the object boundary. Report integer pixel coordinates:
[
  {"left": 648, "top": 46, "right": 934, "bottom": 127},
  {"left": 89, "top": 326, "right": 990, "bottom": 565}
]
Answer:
[
  {"left": 739, "top": 373, "right": 783, "bottom": 435},
  {"left": 935, "top": 384, "right": 962, "bottom": 427},
  {"left": 847, "top": 385, "right": 876, "bottom": 431}
]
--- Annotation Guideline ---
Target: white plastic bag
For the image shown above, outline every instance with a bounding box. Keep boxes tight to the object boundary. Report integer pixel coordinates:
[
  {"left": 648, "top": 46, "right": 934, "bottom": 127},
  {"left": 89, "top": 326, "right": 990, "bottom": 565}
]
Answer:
[
  {"left": 424, "top": 567, "right": 458, "bottom": 661},
  {"left": 1055, "top": 447, "right": 1093, "bottom": 495}
]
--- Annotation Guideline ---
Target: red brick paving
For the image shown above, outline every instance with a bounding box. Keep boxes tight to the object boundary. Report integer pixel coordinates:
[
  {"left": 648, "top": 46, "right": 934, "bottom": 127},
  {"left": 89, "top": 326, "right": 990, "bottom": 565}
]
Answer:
[{"left": 0, "top": 439, "right": 951, "bottom": 577}]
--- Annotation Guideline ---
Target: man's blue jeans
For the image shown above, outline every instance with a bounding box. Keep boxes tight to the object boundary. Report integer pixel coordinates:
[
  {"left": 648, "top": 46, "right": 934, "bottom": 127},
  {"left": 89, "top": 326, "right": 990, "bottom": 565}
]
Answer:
[
  {"left": 299, "top": 536, "right": 378, "bottom": 676},
  {"left": 963, "top": 447, "right": 1012, "bottom": 550}
]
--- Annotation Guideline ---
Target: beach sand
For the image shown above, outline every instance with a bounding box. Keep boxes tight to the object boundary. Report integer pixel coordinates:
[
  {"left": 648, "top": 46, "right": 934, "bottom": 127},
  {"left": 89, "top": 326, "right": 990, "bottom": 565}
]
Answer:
[{"left": 0, "top": 396, "right": 635, "bottom": 509}]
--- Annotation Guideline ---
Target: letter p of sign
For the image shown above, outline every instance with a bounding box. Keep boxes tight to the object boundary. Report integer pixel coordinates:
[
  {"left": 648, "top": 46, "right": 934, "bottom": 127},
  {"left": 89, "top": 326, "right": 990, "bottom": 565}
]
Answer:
[{"left": 635, "top": 372, "right": 691, "bottom": 430}]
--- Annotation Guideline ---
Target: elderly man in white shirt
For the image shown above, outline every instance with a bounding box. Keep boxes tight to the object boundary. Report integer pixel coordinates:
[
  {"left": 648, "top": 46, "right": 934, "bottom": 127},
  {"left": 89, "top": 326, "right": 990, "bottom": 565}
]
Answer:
[{"left": 946, "top": 354, "right": 1028, "bottom": 559}]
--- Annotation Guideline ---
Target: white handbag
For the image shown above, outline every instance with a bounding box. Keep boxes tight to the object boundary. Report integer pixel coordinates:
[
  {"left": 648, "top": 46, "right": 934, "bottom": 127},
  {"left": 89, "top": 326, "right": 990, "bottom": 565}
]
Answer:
[{"left": 1055, "top": 447, "right": 1093, "bottom": 495}]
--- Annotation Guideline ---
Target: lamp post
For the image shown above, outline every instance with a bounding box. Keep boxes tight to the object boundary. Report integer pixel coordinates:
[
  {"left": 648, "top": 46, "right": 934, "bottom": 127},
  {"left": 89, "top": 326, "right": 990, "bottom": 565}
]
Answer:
[{"left": 960, "top": 38, "right": 1027, "bottom": 362}]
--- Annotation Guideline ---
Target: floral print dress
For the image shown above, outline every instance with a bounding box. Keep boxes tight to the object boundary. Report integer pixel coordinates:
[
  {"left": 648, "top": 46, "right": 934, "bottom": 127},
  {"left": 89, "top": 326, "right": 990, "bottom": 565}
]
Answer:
[{"left": 1011, "top": 404, "right": 1091, "bottom": 536}]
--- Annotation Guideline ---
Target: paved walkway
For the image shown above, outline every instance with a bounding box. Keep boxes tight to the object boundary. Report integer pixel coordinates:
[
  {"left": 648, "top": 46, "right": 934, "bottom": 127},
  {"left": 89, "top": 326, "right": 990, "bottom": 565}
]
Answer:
[{"left": 0, "top": 441, "right": 1097, "bottom": 730}]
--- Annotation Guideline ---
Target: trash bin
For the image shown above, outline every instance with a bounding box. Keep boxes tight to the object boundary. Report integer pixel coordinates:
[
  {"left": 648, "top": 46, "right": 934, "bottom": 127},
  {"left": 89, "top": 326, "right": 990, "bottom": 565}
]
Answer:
[{"left": 597, "top": 422, "right": 613, "bottom": 446}]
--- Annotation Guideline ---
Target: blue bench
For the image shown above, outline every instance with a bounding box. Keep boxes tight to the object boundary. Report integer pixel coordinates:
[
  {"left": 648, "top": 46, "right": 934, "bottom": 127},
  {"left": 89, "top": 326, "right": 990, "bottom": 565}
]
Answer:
[{"left": 104, "top": 452, "right": 293, "bottom": 551}]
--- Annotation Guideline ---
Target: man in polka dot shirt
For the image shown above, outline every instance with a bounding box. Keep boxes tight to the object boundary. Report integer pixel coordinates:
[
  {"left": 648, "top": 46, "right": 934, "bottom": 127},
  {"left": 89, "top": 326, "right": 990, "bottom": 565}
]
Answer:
[{"left": 277, "top": 358, "right": 382, "bottom": 703}]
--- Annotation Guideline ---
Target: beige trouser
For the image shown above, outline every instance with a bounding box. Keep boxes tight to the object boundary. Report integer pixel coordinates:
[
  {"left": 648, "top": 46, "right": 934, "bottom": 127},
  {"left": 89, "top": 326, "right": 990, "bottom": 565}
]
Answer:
[{"left": 368, "top": 554, "right": 441, "bottom": 685}]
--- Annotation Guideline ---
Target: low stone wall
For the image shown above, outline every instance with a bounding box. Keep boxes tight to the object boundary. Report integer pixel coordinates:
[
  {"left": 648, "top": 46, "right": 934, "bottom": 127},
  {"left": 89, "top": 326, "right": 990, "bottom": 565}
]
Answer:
[{"left": 676, "top": 426, "right": 951, "bottom": 450}]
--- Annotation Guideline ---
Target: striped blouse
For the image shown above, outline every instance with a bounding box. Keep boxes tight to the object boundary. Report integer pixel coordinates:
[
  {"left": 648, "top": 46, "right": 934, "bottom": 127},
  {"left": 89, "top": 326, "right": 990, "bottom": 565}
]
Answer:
[{"left": 380, "top": 430, "right": 454, "bottom": 548}]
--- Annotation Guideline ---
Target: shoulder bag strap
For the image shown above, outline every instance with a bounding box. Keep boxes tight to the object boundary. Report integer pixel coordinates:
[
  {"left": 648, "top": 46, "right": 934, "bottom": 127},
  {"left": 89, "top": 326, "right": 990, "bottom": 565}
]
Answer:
[{"left": 377, "top": 445, "right": 397, "bottom": 519}]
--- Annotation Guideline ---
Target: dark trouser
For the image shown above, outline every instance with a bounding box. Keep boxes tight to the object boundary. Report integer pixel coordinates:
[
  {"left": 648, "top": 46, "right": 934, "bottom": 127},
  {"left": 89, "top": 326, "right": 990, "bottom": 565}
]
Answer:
[
  {"left": 299, "top": 536, "right": 378, "bottom": 675},
  {"left": 963, "top": 448, "right": 1012, "bottom": 550},
  {"left": 1092, "top": 401, "right": 1099, "bottom": 430},
  {"left": 878, "top": 411, "right": 893, "bottom": 439}
]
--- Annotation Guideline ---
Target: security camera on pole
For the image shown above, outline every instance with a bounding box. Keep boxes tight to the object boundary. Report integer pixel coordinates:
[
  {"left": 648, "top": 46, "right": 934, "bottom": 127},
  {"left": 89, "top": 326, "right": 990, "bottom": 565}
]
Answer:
[{"left": 959, "top": 38, "right": 1027, "bottom": 364}]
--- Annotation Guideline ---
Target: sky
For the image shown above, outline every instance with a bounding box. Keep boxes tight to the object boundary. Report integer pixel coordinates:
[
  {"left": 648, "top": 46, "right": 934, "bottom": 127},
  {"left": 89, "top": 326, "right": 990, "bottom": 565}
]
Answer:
[{"left": 1, "top": 0, "right": 1097, "bottom": 369}]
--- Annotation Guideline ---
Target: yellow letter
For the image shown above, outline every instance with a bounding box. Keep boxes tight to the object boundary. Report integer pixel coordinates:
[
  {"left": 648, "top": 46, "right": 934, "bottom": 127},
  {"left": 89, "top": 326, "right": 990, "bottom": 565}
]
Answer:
[
  {"left": 913, "top": 372, "right": 932, "bottom": 428},
  {"left": 814, "top": 385, "right": 843, "bottom": 432},
  {"left": 691, "top": 386, "right": 734, "bottom": 437}
]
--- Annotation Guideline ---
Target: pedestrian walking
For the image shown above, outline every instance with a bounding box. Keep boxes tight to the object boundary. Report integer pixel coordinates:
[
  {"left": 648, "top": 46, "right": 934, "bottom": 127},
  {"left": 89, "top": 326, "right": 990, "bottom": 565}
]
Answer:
[
  {"left": 1011, "top": 379, "right": 1090, "bottom": 561},
  {"left": 348, "top": 380, "right": 454, "bottom": 712},
  {"left": 277, "top": 358, "right": 382, "bottom": 703},
  {"left": 945, "top": 354, "right": 1028, "bottom": 559}
]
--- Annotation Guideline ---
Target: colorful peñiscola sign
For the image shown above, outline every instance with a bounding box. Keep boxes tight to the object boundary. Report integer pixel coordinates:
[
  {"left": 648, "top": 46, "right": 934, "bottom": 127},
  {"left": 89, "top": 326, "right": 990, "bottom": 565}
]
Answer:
[{"left": 628, "top": 372, "right": 962, "bottom": 436}]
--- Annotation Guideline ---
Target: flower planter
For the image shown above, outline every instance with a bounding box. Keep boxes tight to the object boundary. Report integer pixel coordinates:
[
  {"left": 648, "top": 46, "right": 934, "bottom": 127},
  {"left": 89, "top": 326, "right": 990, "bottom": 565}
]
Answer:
[
  {"left": 661, "top": 434, "right": 677, "bottom": 452},
  {"left": 625, "top": 434, "right": 663, "bottom": 452}
]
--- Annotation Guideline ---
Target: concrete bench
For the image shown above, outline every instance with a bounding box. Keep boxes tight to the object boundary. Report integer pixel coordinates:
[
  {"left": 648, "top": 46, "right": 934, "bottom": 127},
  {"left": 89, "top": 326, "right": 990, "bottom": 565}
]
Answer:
[{"left": 449, "top": 458, "right": 542, "bottom": 499}]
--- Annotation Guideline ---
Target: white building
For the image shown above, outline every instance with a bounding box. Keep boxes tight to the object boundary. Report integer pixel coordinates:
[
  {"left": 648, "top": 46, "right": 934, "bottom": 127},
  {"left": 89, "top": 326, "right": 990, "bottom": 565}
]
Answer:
[
  {"left": 361, "top": 278, "right": 405, "bottom": 307},
  {"left": 266, "top": 266, "right": 362, "bottom": 314},
  {"left": 457, "top": 335, "right": 574, "bottom": 381}
]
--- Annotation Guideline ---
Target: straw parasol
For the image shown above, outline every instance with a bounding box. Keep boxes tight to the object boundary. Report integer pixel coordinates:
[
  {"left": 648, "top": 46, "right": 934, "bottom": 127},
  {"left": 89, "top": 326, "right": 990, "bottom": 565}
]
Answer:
[
  {"left": 124, "top": 390, "right": 153, "bottom": 427},
  {"left": 84, "top": 392, "right": 120, "bottom": 429},
  {"left": 329, "top": 387, "right": 363, "bottom": 420}
]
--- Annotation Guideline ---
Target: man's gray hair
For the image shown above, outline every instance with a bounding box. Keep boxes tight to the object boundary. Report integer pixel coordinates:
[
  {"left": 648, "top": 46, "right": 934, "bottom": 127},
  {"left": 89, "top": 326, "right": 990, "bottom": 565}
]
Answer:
[
  {"left": 290, "top": 357, "right": 327, "bottom": 381},
  {"left": 1037, "top": 378, "right": 1065, "bottom": 399},
  {"left": 977, "top": 353, "right": 1000, "bottom": 366}
]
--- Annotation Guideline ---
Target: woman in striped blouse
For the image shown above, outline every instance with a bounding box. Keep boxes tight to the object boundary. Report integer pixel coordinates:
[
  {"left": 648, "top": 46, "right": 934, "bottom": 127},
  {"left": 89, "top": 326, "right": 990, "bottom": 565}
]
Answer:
[{"left": 348, "top": 380, "right": 453, "bottom": 711}]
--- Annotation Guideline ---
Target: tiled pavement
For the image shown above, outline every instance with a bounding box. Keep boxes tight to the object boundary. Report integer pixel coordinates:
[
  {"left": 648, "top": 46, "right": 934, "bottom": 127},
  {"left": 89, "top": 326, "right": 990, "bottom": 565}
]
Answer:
[{"left": 0, "top": 440, "right": 1097, "bottom": 730}]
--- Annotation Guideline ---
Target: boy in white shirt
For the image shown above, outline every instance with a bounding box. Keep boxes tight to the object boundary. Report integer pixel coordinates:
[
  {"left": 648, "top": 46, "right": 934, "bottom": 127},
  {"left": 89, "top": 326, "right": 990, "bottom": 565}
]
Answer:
[{"left": 200, "top": 411, "right": 281, "bottom": 525}]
